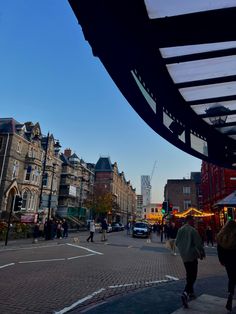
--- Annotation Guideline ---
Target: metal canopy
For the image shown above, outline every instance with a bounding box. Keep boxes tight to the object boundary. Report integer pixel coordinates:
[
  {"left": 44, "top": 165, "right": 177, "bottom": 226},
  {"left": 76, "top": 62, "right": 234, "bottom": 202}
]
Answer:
[{"left": 68, "top": 0, "right": 236, "bottom": 169}]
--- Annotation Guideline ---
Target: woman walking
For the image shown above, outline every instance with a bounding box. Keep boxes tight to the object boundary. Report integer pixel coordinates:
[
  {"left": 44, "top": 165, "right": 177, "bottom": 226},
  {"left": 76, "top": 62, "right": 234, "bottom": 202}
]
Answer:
[{"left": 217, "top": 220, "right": 236, "bottom": 312}]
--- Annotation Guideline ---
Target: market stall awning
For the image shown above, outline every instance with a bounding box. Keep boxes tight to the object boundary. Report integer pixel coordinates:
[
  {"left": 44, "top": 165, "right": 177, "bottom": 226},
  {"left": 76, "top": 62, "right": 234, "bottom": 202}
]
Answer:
[
  {"left": 215, "top": 191, "right": 236, "bottom": 206},
  {"left": 174, "top": 207, "right": 214, "bottom": 218},
  {"left": 68, "top": 0, "right": 236, "bottom": 169}
]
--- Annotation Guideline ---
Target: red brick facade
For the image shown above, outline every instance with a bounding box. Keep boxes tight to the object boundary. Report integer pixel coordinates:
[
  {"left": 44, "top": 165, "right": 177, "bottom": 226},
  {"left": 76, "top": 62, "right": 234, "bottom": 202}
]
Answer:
[{"left": 201, "top": 161, "right": 236, "bottom": 211}]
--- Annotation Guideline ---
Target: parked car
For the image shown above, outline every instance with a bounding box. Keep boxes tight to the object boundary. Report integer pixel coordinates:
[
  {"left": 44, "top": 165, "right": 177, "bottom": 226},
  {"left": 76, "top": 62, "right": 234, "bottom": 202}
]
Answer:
[
  {"left": 132, "top": 222, "right": 151, "bottom": 238},
  {"left": 118, "top": 223, "right": 125, "bottom": 231},
  {"left": 111, "top": 222, "right": 122, "bottom": 232}
]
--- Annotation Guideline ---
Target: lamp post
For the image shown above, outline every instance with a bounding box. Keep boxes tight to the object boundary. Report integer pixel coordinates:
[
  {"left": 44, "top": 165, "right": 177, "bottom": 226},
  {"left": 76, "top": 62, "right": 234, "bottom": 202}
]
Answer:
[
  {"left": 47, "top": 163, "right": 56, "bottom": 222},
  {"left": 205, "top": 105, "right": 230, "bottom": 126}
]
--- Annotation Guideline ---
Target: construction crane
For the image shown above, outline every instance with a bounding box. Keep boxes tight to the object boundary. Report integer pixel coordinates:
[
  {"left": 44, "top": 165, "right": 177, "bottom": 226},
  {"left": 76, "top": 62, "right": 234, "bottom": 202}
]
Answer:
[{"left": 150, "top": 160, "right": 157, "bottom": 182}]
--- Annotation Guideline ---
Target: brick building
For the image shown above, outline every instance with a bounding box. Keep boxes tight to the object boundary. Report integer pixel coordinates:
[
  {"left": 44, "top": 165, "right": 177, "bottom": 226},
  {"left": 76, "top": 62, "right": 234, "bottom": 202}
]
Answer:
[
  {"left": 164, "top": 175, "right": 200, "bottom": 212},
  {"left": 201, "top": 161, "right": 236, "bottom": 212},
  {"left": 94, "top": 157, "right": 136, "bottom": 223}
]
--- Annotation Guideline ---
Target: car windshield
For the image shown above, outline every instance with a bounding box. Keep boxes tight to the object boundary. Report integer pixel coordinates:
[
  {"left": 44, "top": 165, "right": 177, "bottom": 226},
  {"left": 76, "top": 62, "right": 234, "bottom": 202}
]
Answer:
[{"left": 134, "top": 223, "right": 148, "bottom": 228}]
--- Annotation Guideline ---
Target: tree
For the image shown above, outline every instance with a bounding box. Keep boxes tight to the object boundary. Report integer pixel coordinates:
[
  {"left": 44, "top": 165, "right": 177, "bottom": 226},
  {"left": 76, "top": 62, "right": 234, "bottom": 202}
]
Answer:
[{"left": 84, "top": 188, "right": 113, "bottom": 219}]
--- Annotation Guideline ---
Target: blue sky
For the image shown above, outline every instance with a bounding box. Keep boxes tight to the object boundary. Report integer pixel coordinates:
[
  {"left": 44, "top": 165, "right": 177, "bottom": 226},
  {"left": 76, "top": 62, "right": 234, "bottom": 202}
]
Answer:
[{"left": 0, "top": 1, "right": 202, "bottom": 202}]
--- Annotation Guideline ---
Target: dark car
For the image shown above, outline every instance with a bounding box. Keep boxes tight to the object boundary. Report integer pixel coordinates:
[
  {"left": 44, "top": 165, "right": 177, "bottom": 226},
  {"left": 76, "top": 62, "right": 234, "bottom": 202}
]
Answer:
[
  {"left": 132, "top": 222, "right": 151, "bottom": 238},
  {"left": 111, "top": 222, "right": 122, "bottom": 232}
]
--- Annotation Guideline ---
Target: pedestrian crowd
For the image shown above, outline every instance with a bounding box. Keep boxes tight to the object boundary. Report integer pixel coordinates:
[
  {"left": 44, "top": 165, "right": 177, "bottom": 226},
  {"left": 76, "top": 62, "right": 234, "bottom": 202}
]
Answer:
[{"left": 33, "top": 218, "right": 68, "bottom": 241}]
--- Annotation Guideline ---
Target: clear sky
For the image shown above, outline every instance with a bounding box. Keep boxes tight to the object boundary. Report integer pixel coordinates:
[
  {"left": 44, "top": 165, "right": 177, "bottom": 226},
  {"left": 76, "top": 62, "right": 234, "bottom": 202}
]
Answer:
[{"left": 0, "top": 1, "right": 202, "bottom": 203}]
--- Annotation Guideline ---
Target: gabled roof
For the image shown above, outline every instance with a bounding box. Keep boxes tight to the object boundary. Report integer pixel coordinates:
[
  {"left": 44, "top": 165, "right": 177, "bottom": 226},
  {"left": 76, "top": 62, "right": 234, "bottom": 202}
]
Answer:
[
  {"left": 95, "top": 157, "right": 113, "bottom": 172},
  {"left": 68, "top": 0, "right": 236, "bottom": 169}
]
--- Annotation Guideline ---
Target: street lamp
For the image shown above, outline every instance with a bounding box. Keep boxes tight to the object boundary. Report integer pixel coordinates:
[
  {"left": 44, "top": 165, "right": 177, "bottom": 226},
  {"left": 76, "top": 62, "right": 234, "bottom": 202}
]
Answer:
[
  {"left": 205, "top": 105, "right": 231, "bottom": 126},
  {"left": 48, "top": 163, "right": 57, "bottom": 222}
]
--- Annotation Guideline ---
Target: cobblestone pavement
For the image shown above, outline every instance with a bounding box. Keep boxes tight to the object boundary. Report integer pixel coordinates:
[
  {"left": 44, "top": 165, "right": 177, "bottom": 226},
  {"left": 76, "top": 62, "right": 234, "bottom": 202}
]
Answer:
[{"left": 0, "top": 232, "right": 225, "bottom": 314}]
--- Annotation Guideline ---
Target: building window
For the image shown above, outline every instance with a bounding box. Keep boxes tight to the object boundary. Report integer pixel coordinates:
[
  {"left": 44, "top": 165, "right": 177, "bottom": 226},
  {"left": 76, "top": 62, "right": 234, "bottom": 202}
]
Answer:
[
  {"left": 12, "top": 160, "right": 19, "bottom": 179},
  {"left": 144, "top": 208, "right": 146, "bottom": 212},
  {"left": 155, "top": 208, "right": 158, "bottom": 212},
  {"left": 16, "top": 141, "right": 22, "bottom": 153},
  {"left": 42, "top": 173, "right": 48, "bottom": 187},
  {"left": 183, "top": 186, "right": 191, "bottom": 194},
  {"left": 22, "top": 191, "right": 28, "bottom": 210},
  {"left": 25, "top": 165, "right": 32, "bottom": 181},
  {"left": 184, "top": 200, "right": 191, "bottom": 210},
  {"left": 151, "top": 208, "right": 154, "bottom": 213}
]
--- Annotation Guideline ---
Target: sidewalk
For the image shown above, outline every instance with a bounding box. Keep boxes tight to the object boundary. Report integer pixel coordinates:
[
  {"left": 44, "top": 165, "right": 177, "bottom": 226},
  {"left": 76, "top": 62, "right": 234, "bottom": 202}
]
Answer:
[{"left": 78, "top": 275, "right": 234, "bottom": 314}]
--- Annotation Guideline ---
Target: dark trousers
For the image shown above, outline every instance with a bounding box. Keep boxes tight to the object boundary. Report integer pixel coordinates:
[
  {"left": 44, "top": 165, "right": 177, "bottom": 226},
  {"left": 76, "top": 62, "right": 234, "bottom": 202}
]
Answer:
[
  {"left": 87, "top": 231, "right": 94, "bottom": 242},
  {"left": 226, "top": 265, "right": 236, "bottom": 294},
  {"left": 183, "top": 259, "right": 198, "bottom": 294}
]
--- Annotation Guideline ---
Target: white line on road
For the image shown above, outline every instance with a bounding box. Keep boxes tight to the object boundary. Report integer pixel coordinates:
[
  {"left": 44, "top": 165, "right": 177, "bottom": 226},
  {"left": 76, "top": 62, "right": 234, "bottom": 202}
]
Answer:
[
  {"left": 145, "top": 279, "right": 169, "bottom": 284},
  {"left": 0, "top": 263, "right": 15, "bottom": 269},
  {"left": 109, "top": 283, "right": 137, "bottom": 288},
  {"left": 66, "top": 243, "right": 103, "bottom": 255},
  {"left": 19, "top": 258, "right": 66, "bottom": 264},
  {"left": 165, "top": 275, "right": 179, "bottom": 281},
  {"left": 54, "top": 288, "right": 106, "bottom": 314},
  {"left": 67, "top": 254, "right": 95, "bottom": 260},
  {"left": 0, "top": 243, "right": 66, "bottom": 252}
]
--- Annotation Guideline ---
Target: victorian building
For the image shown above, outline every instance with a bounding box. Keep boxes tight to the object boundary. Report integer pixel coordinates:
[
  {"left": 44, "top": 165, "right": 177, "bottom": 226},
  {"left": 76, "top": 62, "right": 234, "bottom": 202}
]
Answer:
[
  {"left": 94, "top": 157, "right": 136, "bottom": 223},
  {"left": 58, "top": 149, "right": 95, "bottom": 221},
  {"left": 0, "top": 118, "right": 61, "bottom": 222}
]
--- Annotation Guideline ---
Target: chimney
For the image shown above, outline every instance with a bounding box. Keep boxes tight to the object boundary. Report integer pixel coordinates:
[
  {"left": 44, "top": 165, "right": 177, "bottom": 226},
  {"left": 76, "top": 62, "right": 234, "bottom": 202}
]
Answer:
[{"left": 64, "top": 148, "right": 72, "bottom": 157}]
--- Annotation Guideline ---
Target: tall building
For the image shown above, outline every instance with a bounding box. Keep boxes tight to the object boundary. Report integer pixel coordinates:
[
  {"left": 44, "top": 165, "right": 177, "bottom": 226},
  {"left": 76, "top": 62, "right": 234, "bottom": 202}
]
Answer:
[
  {"left": 141, "top": 175, "right": 151, "bottom": 206},
  {"left": 136, "top": 194, "right": 143, "bottom": 219}
]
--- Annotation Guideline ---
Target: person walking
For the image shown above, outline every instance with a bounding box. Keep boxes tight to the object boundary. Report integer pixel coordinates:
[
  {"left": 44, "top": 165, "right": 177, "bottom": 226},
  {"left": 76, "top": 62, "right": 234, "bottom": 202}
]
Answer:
[
  {"left": 175, "top": 215, "right": 205, "bottom": 308},
  {"left": 101, "top": 218, "right": 108, "bottom": 241},
  {"left": 206, "top": 225, "right": 214, "bottom": 247},
  {"left": 216, "top": 220, "right": 236, "bottom": 312},
  {"left": 169, "top": 222, "right": 178, "bottom": 255},
  {"left": 62, "top": 219, "right": 68, "bottom": 238},
  {"left": 87, "top": 219, "right": 95, "bottom": 242}
]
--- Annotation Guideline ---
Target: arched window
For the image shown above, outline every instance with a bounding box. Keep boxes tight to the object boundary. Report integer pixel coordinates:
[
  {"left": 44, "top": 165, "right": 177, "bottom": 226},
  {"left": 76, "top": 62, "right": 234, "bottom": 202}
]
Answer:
[
  {"left": 25, "top": 165, "right": 32, "bottom": 181},
  {"left": 22, "top": 191, "right": 28, "bottom": 210}
]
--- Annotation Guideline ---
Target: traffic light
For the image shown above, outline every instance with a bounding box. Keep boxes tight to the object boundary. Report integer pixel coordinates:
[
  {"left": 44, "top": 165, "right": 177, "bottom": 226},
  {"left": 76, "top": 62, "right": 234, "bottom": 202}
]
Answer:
[
  {"left": 168, "top": 203, "right": 173, "bottom": 212},
  {"left": 14, "top": 195, "right": 23, "bottom": 212},
  {"left": 161, "top": 201, "right": 168, "bottom": 214},
  {"left": 227, "top": 207, "right": 234, "bottom": 220}
]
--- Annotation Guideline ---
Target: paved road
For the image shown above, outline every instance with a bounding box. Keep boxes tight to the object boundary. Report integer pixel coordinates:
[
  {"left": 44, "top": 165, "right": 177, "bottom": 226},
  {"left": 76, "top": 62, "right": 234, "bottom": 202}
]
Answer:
[{"left": 0, "top": 231, "right": 225, "bottom": 313}]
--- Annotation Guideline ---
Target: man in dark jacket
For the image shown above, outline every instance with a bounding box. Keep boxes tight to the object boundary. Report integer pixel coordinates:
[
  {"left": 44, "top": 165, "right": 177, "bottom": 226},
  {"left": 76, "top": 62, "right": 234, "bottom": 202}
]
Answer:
[
  {"left": 175, "top": 215, "right": 205, "bottom": 308},
  {"left": 101, "top": 218, "right": 108, "bottom": 241}
]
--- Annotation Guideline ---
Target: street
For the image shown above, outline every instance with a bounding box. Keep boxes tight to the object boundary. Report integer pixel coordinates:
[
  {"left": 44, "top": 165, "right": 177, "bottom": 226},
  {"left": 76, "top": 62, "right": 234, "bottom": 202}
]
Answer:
[{"left": 0, "top": 231, "right": 224, "bottom": 314}]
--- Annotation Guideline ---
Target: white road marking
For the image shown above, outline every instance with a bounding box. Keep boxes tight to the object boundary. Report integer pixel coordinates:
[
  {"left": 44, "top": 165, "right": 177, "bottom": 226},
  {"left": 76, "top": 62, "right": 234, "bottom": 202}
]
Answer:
[
  {"left": 165, "top": 275, "right": 179, "bottom": 281},
  {"left": 54, "top": 288, "right": 106, "bottom": 314},
  {"left": 109, "top": 283, "right": 136, "bottom": 288},
  {"left": 66, "top": 243, "right": 103, "bottom": 255},
  {"left": 145, "top": 279, "right": 169, "bottom": 284},
  {"left": 0, "top": 263, "right": 15, "bottom": 269},
  {"left": 1, "top": 243, "right": 65, "bottom": 252},
  {"left": 67, "top": 254, "right": 95, "bottom": 260},
  {"left": 19, "top": 258, "right": 65, "bottom": 264}
]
